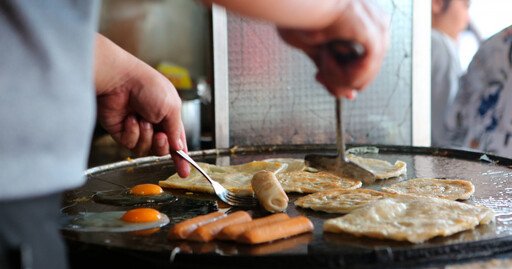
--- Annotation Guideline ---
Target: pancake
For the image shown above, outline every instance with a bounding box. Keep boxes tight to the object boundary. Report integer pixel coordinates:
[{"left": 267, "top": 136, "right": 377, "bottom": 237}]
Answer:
[
  {"left": 263, "top": 158, "right": 307, "bottom": 172},
  {"left": 277, "top": 171, "right": 362, "bottom": 193},
  {"left": 294, "top": 189, "right": 394, "bottom": 213},
  {"left": 323, "top": 195, "right": 495, "bottom": 243},
  {"left": 381, "top": 178, "right": 475, "bottom": 200},
  {"left": 158, "top": 161, "right": 287, "bottom": 195},
  {"left": 347, "top": 154, "right": 406, "bottom": 179}
]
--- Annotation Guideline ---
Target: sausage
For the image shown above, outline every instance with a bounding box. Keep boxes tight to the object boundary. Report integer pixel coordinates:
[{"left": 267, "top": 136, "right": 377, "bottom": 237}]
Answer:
[
  {"left": 168, "top": 211, "right": 226, "bottom": 239},
  {"left": 187, "top": 211, "right": 252, "bottom": 242},
  {"left": 251, "top": 171, "right": 289, "bottom": 212},
  {"left": 241, "top": 233, "right": 313, "bottom": 255},
  {"left": 216, "top": 213, "right": 290, "bottom": 241},
  {"left": 236, "top": 216, "right": 314, "bottom": 244}
]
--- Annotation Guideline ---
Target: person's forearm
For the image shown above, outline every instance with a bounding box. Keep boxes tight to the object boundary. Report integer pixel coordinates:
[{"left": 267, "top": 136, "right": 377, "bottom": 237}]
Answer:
[
  {"left": 204, "top": 0, "right": 349, "bottom": 29},
  {"left": 94, "top": 33, "right": 139, "bottom": 95}
]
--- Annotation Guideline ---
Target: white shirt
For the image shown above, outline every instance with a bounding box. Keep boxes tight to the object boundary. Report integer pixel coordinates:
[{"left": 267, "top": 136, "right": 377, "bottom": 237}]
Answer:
[
  {"left": 0, "top": 0, "right": 99, "bottom": 200},
  {"left": 446, "top": 25, "right": 512, "bottom": 158},
  {"left": 431, "top": 29, "right": 464, "bottom": 147}
]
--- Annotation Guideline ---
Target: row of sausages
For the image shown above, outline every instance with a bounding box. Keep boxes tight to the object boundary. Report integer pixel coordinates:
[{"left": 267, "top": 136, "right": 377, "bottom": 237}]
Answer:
[{"left": 168, "top": 211, "right": 314, "bottom": 244}]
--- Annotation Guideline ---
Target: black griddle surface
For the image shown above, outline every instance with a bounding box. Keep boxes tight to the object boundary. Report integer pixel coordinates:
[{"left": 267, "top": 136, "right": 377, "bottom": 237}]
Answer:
[{"left": 62, "top": 145, "right": 512, "bottom": 268}]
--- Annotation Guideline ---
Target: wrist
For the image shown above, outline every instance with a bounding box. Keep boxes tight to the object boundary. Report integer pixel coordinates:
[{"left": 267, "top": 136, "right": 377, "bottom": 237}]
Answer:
[{"left": 94, "top": 34, "right": 139, "bottom": 95}]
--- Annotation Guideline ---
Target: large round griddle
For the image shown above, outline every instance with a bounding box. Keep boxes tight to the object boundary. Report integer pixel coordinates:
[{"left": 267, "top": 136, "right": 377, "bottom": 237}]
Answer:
[{"left": 62, "top": 145, "right": 512, "bottom": 269}]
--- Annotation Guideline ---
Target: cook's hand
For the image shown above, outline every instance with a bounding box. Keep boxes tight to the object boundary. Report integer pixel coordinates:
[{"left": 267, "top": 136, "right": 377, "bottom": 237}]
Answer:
[
  {"left": 205, "top": 0, "right": 389, "bottom": 98},
  {"left": 278, "top": 0, "right": 389, "bottom": 99},
  {"left": 94, "top": 34, "right": 190, "bottom": 177}
]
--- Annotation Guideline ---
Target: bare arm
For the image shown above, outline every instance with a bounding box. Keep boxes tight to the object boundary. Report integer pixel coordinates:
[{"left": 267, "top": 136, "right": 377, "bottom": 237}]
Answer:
[
  {"left": 206, "top": 0, "right": 389, "bottom": 98},
  {"left": 203, "top": 0, "right": 349, "bottom": 29},
  {"left": 94, "top": 33, "right": 190, "bottom": 177}
]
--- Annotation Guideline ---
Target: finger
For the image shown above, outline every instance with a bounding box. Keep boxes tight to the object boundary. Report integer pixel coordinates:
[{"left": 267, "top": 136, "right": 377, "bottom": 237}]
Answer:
[
  {"left": 169, "top": 120, "right": 190, "bottom": 177},
  {"left": 315, "top": 71, "right": 356, "bottom": 99},
  {"left": 360, "top": 0, "right": 391, "bottom": 33},
  {"left": 152, "top": 132, "right": 170, "bottom": 156},
  {"left": 162, "top": 115, "right": 188, "bottom": 166},
  {"left": 280, "top": 29, "right": 326, "bottom": 47},
  {"left": 152, "top": 132, "right": 190, "bottom": 178},
  {"left": 278, "top": 29, "right": 323, "bottom": 56},
  {"left": 121, "top": 115, "right": 140, "bottom": 149},
  {"left": 344, "top": 90, "right": 357, "bottom": 100},
  {"left": 132, "top": 119, "right": 153, "bottom": 156},
  {"left": 170, "top": 151, "right": 191, "bottom": 178},
  {"left": 179, "top": 120, "right": 189, "bottom": 153},
  {"left": 322, "top": 46, "right": 372, "bottom": 88}
]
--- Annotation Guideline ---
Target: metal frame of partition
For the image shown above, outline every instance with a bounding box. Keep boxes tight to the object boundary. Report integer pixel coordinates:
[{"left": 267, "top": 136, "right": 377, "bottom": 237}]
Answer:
[
  {"left": 412, "top": 1, "right": 432, "bottom": 147},
  {"left": 212, "top": 5, "right": 230, "bottom": 149}
]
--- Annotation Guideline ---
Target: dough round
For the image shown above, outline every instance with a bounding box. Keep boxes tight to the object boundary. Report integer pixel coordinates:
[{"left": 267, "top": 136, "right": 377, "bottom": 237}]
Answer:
[
  {"left": 323, "top": 195, "right": 494, "bottom": 243},
  {"left": 347, "top": 154, "right": 406, "bottom": 179},
  {"left": 381, "top": 178, "right": 475, "bottom": 200},
  {"left": 294, "top": 189, "right": 393, "bottom": 213},
  {"left": 278, "top": 171, "right": 361, "bottom": 193}
]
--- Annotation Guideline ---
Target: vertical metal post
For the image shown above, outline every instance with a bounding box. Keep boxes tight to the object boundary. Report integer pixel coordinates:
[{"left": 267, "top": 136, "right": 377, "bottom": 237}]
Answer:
[
  {"left": 412, "top": 0, "right": 432, "bottom": 146},
  {"left": 212, "top": 4, "right": 230, "bottom": 149}
]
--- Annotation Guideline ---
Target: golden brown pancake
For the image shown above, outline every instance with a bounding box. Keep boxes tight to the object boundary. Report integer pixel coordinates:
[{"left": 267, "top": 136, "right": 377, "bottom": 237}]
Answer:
[
  {"left": 263, "top": 158, "right": 306, "bottom": 173},
  {"left": 277, "top": 171, "right": 362, "bottom": 193},
  {"left": 159, "top": 161, "right": 287, "bottom": 196},
  {"left": 381, "top": 178, "right": 475, "bottom": 200},
  {"left": 160, "top": 158, "right": 360, "bottom": 196},
  {"left": 294, "top": 189, "right": 394, "bottom": 213},
  {"left": 323, "top": 195, "right": 494, "bottom": 243},
  {"left": 347, "top": 154, "right": 406, "bottom": 179}
]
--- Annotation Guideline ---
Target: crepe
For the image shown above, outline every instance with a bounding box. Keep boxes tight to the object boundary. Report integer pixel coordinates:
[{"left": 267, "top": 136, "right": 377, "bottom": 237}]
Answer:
[
  {"left": 294, "top": 189, "right": 394, "bottom": 214},
  {"left": 323, "top": 195, "right": 495, "bottom": 243},
  {"left": 381, "top": 178, "right": 475, "bottom": 200},
  {"left": 263, "top": 158, "right": 307, "bottom": 173},
  {"left": 277, "top": 171, "right": 362, "bottom": 193},
  {"left": 347, "top": 154, "right": 407, "bottom": 179},
  {"left": 158, "top": 161, "right": 287, "bottom": 195}
]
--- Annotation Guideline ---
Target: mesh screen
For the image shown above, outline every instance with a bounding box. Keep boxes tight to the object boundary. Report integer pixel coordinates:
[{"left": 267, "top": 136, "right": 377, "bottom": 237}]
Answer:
[{"left": 227, "top": 1, "right": 413, "bottom": 147}]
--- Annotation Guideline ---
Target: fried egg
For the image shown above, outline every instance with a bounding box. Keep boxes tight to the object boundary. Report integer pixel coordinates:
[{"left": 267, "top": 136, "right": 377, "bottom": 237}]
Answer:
[
  {"left": 64, "top": 208, "right": 170, "bottom": 232},
  {"left": 93, "top": 184, "right": 176, "bottom": 205}
]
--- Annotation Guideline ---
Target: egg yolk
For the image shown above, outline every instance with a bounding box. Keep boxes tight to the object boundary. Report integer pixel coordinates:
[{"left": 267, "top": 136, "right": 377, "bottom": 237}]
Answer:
[
  {"left": 121, "top": 208, "right": 162, "bottom": 223},
  {"left": 129, "top": 184, "right": 163, "bottom": 196}
]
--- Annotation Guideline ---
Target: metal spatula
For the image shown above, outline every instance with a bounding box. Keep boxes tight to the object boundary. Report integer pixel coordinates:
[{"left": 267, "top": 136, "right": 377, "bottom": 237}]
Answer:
[
  {"left": 305, "top": 99, "right": 375, "bottom": 184},
  {"left": 305, "top": 41, "right": 375, "bottom": 184}
]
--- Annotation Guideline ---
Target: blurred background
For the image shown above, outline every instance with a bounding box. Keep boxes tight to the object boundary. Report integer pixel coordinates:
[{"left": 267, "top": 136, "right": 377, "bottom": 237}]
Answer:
[
  {"left": 88, "top": 0, "right": 512, "bottom": 167},
  {"left": 90, "top": 0, "right": 213, "bottom": 166},
  {"left": 458, "top": 0, "right": 512, "bottom": 70}
]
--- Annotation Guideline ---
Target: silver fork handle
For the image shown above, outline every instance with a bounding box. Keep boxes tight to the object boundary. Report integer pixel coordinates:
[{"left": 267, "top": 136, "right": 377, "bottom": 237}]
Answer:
[{"left": 175, "top": 150, "right": 215, "bottom": 185}]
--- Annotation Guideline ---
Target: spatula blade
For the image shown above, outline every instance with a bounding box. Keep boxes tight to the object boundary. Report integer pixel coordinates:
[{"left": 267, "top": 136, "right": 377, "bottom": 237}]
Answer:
[{"left": 305, "top": 154, "right": 376, "bottom": 185}]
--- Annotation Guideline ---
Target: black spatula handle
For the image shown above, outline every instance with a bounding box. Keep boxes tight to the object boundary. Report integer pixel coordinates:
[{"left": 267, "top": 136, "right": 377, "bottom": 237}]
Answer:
[{"left": 326, "top": 40, "right": 365, "bottom": 63}]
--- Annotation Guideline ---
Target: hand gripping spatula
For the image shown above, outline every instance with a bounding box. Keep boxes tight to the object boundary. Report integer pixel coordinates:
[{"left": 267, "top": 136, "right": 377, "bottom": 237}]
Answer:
[{"left": 304, "top": 41, "right": 375, "bottom": 184}]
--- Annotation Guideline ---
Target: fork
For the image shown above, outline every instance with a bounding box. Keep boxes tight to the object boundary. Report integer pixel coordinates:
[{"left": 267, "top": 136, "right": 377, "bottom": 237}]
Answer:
[{"left": 175, "top": 150, "right": 258, "bottom": 207}]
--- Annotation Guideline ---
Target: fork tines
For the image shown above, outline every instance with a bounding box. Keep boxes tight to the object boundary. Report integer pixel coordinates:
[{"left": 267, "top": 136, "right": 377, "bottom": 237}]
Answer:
[{"left": 224, "top": 192, "right": 258, "bottom": 207}]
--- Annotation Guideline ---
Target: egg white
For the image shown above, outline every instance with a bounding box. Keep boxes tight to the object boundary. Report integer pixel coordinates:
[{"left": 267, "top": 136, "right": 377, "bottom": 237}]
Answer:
[
  {"left": 64, "top": 211, "right": 170, "bottom": 232},
  {"left": 93, "top": 189, "right": 176, "bottom": 206}
]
